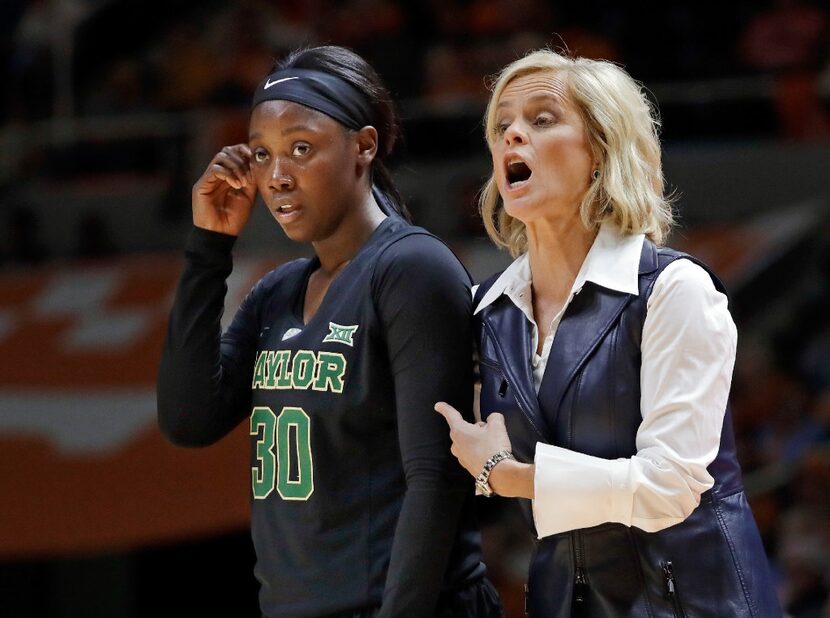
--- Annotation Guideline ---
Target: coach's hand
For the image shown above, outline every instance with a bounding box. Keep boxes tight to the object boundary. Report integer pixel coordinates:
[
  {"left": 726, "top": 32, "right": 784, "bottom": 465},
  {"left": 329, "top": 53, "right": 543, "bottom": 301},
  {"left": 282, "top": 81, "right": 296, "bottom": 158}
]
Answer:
[
  {"left": 435, "top": 402, "right": 534, "bottom": 499},
  {"left": 192, "top": 144, "right": 257, "bottom": 236},
  {"left": 434, "top": 402, "right": 512, "bottom": 479}
]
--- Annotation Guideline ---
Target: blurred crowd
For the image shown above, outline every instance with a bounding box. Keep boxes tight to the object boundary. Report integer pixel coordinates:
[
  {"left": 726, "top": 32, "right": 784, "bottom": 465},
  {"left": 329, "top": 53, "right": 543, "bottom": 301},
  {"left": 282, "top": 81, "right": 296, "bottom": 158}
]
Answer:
[
  {"left": 729, "top": 235, "right": 830, "bottom": 617},
  {"left": 1, "top": 0, "right": 829, "bottom": 264},
  {"left": 1, "top": 0, "right": 828, "bottom": 126},
  {"left": 2, "top": 0, "right": 830, "bottom": 615}
]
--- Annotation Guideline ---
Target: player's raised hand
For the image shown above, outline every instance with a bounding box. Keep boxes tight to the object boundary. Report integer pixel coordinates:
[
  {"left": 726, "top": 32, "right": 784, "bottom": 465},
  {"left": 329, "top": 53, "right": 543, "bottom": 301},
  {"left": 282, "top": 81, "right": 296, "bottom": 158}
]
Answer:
[
  {"left": 434, "top": 402, "right": 512, "bottom": 478},
  {"left": 192, "top": 144, "right": 258, "bottom": 236}
]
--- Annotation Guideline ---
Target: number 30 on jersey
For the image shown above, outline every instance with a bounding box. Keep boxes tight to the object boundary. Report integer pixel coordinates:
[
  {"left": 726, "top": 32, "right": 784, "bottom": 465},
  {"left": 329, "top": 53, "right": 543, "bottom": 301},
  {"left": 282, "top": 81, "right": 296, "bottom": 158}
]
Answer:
[{"left": 250, "top": 406, "right": 314, "bottom": 500}]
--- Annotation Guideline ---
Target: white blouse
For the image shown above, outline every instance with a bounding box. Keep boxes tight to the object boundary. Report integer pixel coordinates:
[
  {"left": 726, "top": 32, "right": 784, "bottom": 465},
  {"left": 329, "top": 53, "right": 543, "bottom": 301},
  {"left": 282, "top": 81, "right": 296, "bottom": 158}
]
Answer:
[{"left": 473, "top": 222, "right": 737, "bottom": 538}]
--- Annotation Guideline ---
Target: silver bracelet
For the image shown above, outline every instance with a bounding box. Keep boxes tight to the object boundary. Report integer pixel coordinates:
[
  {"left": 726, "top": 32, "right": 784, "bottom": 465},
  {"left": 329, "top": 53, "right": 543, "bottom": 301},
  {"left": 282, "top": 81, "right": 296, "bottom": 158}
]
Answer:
[{"left": 475, "top": 450, "right": 515, "bottom": 497}]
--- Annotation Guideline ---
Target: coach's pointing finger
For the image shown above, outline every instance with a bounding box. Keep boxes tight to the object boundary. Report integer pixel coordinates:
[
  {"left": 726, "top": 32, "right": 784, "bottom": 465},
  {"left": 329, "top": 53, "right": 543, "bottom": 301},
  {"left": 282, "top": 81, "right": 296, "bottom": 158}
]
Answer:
[
  {"left": 434, "top": 401, "right": 468, "bottom": 428},
  {"left": 435, "top": 402, "right": 512, "bottom": 480}
]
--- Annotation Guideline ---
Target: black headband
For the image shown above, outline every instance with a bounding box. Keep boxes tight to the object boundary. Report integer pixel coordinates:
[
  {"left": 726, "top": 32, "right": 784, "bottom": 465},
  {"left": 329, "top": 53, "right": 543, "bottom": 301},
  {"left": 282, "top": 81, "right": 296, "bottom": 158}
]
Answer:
[{"left": 251, "top": 68, "right": 373, "bottom": 131}]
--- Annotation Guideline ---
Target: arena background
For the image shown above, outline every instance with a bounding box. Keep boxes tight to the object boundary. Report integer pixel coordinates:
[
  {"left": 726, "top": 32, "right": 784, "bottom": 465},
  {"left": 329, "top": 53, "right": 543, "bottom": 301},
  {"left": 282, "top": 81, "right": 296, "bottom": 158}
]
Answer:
[{"left": 1, "top": 1, "right": 829, "bottom": 616}]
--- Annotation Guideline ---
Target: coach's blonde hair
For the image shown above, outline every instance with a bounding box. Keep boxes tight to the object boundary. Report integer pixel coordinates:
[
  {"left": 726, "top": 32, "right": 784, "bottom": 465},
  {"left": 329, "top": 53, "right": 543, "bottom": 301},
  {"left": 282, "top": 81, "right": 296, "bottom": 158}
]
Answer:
[{"left": 480, "top": 49, "right": 674, "bottom": 256}]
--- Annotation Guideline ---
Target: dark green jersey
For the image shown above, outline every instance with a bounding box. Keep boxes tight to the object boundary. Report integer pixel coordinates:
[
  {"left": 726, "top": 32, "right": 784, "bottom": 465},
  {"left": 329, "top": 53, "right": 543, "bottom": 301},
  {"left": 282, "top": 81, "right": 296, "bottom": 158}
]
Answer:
[{"left": 159, "top": 217, "right": 486, "bottom": 617}]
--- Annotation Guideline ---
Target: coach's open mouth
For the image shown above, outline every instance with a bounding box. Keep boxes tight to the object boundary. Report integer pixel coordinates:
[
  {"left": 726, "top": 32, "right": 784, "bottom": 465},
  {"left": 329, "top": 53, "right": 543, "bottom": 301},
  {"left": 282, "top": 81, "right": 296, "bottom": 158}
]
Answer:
[{"left": 505, "top": 155, "right": 532, "bottom": 189}]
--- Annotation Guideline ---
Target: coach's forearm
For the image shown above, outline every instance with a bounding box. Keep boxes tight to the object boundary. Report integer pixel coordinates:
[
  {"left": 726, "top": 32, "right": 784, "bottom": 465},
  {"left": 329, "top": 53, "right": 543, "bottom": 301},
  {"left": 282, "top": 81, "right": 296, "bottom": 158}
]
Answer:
[{"left": 489, "top": 459, "right": 535, "bottom": 499}]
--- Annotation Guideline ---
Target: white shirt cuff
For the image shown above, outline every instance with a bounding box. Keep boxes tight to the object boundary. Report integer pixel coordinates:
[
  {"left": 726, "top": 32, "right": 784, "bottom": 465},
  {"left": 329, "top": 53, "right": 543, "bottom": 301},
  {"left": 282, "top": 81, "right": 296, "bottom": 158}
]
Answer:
[{"left": 532, "top": 442, "right": 632, "bottom": 538}]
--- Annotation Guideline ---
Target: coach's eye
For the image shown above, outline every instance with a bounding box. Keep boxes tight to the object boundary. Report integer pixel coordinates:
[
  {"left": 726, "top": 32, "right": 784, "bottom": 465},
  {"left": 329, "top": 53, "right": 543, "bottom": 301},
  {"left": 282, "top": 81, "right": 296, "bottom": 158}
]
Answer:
[{"left": 533, "top": 113, "right": 555, "bottom": 127}]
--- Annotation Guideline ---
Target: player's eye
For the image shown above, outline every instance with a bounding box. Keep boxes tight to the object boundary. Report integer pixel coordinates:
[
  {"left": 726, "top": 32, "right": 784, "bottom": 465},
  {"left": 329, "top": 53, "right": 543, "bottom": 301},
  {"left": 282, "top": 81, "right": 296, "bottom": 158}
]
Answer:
[
  {"left": 252, "top": 148, "right": 269, "bottom": 164},
  {"left": 292, "top": 143, "right": 311, "bottom": 157}
]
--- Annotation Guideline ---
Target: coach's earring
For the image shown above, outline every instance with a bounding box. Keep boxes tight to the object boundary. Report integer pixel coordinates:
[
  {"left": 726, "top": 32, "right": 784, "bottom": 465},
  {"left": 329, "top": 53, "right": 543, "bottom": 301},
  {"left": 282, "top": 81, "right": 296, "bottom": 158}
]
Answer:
[{"left": 592, "top": 169, "right": 601, "bottom": 181}]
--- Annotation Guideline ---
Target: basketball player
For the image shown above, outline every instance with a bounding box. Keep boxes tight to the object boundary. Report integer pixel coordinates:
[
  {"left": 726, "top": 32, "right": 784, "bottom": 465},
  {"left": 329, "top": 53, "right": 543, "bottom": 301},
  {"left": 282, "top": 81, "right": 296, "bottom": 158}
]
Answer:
[{"left": 157, "top": 46, "right": 502, "bottom": 618}]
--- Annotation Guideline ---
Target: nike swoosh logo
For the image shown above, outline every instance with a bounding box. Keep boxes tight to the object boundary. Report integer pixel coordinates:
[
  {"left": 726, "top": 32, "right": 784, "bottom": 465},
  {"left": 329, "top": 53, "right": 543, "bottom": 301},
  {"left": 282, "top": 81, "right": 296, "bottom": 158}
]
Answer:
[{"left": 264, "top": 76, "right": 299, "bottom": 90}]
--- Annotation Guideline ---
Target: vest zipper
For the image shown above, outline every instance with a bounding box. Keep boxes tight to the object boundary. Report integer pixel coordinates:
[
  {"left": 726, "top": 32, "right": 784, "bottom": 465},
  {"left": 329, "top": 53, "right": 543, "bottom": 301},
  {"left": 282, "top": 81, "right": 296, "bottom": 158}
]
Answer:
[
  {"left": 662, "top": 561, "right": 686, "bottom": 617},
  {"left": 574, "top": 566, "right": 588, "bottom": 600},
  {"left": 567, "top": 371, "right": 587, "bottom": 615},
  {"left": 572, "top": 532, "right": 588, "bottom": 615}
]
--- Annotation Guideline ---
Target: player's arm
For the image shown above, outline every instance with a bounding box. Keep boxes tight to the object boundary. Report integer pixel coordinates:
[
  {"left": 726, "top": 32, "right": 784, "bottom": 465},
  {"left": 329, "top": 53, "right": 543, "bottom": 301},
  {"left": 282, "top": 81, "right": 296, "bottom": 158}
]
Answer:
[
  {"left": 157, "top": 227, "right": 259, "bottom": 446},
  {"left": 372, "top": 234, "right": 476, "bottom": 617},
  {"left": 157, "top": 145, "right": 259, "bottom": 446}
]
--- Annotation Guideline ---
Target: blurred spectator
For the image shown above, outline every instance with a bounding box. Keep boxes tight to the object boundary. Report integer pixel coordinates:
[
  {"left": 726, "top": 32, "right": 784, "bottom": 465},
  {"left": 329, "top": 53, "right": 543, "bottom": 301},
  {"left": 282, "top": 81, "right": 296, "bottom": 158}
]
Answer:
[
  {"left": 3, "top": 205, "right": 49, "bottom": 266},
  {"left": 774, "top": 232, "right": 830, "bottom": 392},
  {"left": 319, "top": 0, "right": 403, "bottom": 48},
  {"left": 154, "top": 23, "right": 221, "bottom": 111},
  {"left": 422, "top": 43, "right": 486, "bottom": 109},
  {"left": 8, "top": 0, "right": 53, "bottom": 121},
  {"left": 740, "top": 0, "right": 829, "bottom": 73},
  {"left": 257, "top": 0, "right": 317, "bottom": 51},
  {"left": 451, "top": 174, "right": 487, "bottom": 238},
  {"left": 83, "top": 59, "right": 158, "bottom": 115},
  {"left": 75, "top": 211, "right": 116, "bottom": 259},
  {"left": 755, "top": 383, "right": 827, "bottom": 463},
  {"left": 318, "top": 0, "right": 419, "bottom": 97},
  {"left": 778, "top": 451, "right": 830, "bottom": 616},
  {"left": 794, "top": 240, "right": 830, "bottom": 393},
  {"left": 0, "top": 0, "right": 27, "bottom": 122},
  {"left": 464, "top": 0, "right": 550, "bottom": 37},
  {"left": 738, "top": 0, "right": 830, "bottom": 139},
  {"left": 557, "top": 25, "right": 620, "bottom": 62},
  {"left": 479, "top": 504, "right": 533, "bottom": 618},
  {"left": 731, "top": 336, "right": 792, "bottom": 469},
  {"left": 206, "top": 2, "right": 299, "bottom": 107}
]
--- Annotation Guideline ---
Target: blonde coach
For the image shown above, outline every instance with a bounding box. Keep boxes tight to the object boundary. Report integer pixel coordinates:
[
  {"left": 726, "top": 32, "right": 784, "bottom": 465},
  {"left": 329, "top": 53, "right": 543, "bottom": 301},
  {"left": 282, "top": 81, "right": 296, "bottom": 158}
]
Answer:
[{"left": 436, "top": 49, "right": 781, "bottom": 617}]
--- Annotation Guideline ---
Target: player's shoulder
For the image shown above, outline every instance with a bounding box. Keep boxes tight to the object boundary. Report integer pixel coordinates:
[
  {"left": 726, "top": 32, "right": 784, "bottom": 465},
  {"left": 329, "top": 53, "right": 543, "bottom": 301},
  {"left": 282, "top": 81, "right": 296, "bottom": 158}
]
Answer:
[
  {"left": 249, "top": 256, "right": 313, "bottom": 301},
  {"left": 374, "top": 219, "right": 466, "bottom": 274},
  {"left": 368, "top": 222, "right": 472, "bottom": 303}
]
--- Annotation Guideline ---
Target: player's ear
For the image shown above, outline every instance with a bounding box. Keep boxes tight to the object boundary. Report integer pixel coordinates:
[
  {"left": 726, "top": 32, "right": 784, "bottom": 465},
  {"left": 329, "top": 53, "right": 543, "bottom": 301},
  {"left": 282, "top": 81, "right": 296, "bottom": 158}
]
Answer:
[{"left": 355, "top": 126, "right": 378, "bottom": 167}]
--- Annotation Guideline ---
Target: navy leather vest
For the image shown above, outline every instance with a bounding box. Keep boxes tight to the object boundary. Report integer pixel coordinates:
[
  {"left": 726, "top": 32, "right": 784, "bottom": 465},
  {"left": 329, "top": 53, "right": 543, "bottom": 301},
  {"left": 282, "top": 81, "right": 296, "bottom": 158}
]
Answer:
[{"left": 474, "top": 240, "right": 781, "bottom": 617}]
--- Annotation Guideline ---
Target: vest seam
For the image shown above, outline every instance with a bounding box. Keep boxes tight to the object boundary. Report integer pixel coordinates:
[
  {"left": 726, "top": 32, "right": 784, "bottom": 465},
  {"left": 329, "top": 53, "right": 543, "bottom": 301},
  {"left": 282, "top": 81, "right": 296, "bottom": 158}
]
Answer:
[
  {"left": 558, "top": 287, "right": 633, "bottom": 417},
  {"left": 627, "top": 530, "right": 656, "bottom": 618},
  {"left": 609, "top": 326, "right": 621, "bottom": 457},
  {"left": 711, "top": 498, "right": 756, "bottom": 616},
  {"left": 482, "top": 320, "right": 547, "bottom": 440},
  {"left": 478, "top": 356, "right": 500, "bottom": 370},
  {"left": 710, "top": 484, "right": 743, "bottom": 502},
  {"left": 567, "top": 372, "right": 585, "bottom": 449}
]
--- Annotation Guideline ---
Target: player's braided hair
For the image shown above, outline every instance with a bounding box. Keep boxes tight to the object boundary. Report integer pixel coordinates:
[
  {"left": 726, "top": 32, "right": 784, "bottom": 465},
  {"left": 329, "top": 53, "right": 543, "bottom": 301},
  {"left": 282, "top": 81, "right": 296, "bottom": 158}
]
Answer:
[{"left": 274, "top": 46, "right": 411, "bottom": 222}]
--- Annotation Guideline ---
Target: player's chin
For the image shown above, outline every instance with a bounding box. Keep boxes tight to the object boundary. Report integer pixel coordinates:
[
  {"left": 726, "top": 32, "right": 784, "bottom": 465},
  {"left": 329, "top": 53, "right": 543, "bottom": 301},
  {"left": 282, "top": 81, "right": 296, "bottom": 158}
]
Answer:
[
  {"left": 271, "top": 214, "right": 312, "bottom": 242},
  {"left": 278, "top": 226, "right": 314, "bottom": 243}
]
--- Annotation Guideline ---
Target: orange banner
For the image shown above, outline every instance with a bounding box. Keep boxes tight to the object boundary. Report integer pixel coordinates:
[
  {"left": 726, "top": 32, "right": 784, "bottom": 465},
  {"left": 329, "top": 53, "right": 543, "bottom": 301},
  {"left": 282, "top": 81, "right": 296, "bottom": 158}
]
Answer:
[{"left": 0, "top": 253, "right": 281, "bottom": 558}]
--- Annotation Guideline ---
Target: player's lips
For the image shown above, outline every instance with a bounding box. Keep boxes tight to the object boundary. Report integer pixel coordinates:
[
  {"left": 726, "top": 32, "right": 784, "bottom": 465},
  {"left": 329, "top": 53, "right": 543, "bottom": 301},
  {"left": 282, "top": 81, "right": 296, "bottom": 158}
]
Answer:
[
  {"left": 271, "top": 200, "right": 302, "bottom": 223},
  {"left": 503, "top": 151, "right": 533, "bottom": 193}
]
